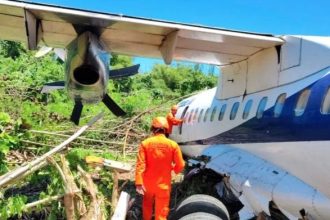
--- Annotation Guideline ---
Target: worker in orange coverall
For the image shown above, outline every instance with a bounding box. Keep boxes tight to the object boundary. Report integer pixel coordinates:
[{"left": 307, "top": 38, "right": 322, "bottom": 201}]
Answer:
[
  {"left": 166, "top": 105, "right": 183, "bottom": 137},
  {"left": 135, "top": 116, "right": 185, "bottom": 220}
]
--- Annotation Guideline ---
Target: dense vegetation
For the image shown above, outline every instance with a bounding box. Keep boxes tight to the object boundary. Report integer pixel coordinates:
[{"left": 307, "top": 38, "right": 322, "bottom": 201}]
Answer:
[{"left": 0, "top": 40, "right": 217, "bottom": 219}]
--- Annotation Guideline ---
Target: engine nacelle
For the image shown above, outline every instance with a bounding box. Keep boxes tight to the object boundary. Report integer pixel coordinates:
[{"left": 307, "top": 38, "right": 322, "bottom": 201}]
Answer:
[{"left": 65, "top": 31, "right": 110, "bottom": 104}]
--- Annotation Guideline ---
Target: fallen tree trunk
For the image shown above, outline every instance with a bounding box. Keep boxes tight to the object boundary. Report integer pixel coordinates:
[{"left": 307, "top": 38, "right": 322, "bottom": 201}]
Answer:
[{"left": 0, "top": 112, "right": 104, "bottom": 189}]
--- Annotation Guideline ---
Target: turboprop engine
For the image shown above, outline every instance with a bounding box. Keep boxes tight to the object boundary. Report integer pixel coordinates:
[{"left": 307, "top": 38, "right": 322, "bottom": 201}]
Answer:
[{"left": 41, "top": 31, "right": 139, "bottom": 125}]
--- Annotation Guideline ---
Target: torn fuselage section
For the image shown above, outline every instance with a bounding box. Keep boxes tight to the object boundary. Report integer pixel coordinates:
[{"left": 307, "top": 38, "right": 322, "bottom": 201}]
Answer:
[
  {"left": 180, "top": 144, "right": 330, "bottom": 219},
  {"left": 66, "top": 31, "right": 109, "bottom": 104},
  {"left": 173, "top": 154, "right": 243, "bottom": 219}
]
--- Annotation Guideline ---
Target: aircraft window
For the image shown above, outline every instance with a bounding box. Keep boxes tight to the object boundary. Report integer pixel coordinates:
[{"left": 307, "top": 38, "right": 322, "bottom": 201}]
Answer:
[
  {"left": 198, "top": 109, "right": 204, "bottom": 123},
  {"left": 179, "top": 106, "right": 189, "bottom": 135},
  {"left": 274, "top": 93, "right": 287, "bottom": 118},
  {"left": 230, "top": 102, "right": 240, "bottom": 120},
  {"left": 321, "top": 87, "right": 330, "bottom": 114},
  {"left": 193, "top": 108, "right": 199, "bottom": 122},
  {"left": 242, "top": 100, "right": 253, "bottom": 119},
  {"left": 256, "top": 97, "right": 268, "bottom": 119},
  {"left": 294, "top": 89, "right": 311, "bottom": 117},
  {"left": 203, "top": 108, "right": 210, "bottom": 122},
  {"left": 210, "top": 106, "right": 217, "bottom": 122},
  {"left": 218, "top": 104, "right": 227, "bottom": 121},
  {"left": 188, "top": 109, "right": 194, "bottom": 123}
]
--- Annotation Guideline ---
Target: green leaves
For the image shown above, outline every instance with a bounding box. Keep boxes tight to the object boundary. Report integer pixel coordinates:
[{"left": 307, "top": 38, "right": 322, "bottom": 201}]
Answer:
[
  {"left": 0, "top": 112, "right": 12, "bottom": 125},
  {"left": 0, "top": 112, "right": 24, "bottom": 174},
  {"left": 0, "top": 41, "right": 25, "bottom": 59},
  {"left": 0, "top": 195, "right": 28, "bottom": 219}
]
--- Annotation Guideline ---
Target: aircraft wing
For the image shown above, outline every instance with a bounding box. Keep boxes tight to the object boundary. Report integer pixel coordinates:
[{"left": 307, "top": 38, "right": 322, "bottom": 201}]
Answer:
[{"left": 0, "top": 0, "right": 284, "bottom": 65}]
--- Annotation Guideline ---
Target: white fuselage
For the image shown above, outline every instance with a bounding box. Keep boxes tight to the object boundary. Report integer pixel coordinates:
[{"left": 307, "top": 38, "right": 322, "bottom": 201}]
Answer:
[{"left": 170, "top": 35, "right": 330, "bottom": 219}]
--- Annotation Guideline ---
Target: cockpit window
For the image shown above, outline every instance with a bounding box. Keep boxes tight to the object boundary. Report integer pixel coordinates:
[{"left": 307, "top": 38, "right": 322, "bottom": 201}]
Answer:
[
  {"left": 210, "top": 106, "right": 217, "bottom": 122},
  {"left": 230, "top": 102, "right": 240, "bottom": 120},
  {"left": 256, "top": 97, "right": 268, "bottom": 119},
  {"left": 218, "top": 104, "right": 227, "bottom": 121},
  {"left": 242, "top": 100, "right": 253, "bottom": 119},
  {"left": 274, "top": 93, "right": 287, "bottom": 118},
  {"left": 321, "top": 87, "right": 330, "bottom": 114},
  {"left": 295, "top": 89, "right": 310, "bottom": 117}
]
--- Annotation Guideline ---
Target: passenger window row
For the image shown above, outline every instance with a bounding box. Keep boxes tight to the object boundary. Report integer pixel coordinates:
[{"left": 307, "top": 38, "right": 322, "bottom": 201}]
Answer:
[{"left": 184, "top": 86, "right": 330, "bottom": 124}]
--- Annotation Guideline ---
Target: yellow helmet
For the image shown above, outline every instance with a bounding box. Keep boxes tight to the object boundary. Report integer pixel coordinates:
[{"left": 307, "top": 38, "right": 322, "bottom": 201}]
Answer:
[{"left": 151, "top": 117, "right": 169, "bottom": 130}]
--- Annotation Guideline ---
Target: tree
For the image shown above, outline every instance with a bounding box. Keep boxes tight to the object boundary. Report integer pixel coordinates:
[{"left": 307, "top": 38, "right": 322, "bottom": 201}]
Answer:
[
  {"left": 0, "top": 41, "right": 25, "bottom": 59},
  {"left": 110, "top": 54, "right": 135, "bottom": 93}
]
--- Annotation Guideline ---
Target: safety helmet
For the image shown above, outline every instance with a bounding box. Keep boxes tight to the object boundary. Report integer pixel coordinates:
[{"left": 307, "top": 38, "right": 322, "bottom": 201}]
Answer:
[
  {"left": 151, "top": 117, "right": 169, "bottom": 130},
  {"left": 171, "top": 105, "right": 178, "bottom": 111}
]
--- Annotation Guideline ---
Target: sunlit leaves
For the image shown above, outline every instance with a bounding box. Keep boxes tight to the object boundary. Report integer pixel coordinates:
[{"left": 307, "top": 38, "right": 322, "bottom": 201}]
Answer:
[{"left": 0, "top": 195, "right": 27, "bottom": 219}]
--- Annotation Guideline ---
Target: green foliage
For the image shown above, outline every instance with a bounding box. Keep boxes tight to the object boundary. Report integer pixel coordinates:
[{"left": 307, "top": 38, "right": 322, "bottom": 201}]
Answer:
[
  {"left": 0, "top": 41, "right": 25, "bottom": 59},
  {"left": 110, "top": 54, "right": 135, "bottom": 93},
  {"left": 0, "top": 112, "right": 24, "bottom": 174},
  {"left": 110, "top": 54, "right": 133, "bottom": 68},
  {"left": 0, "top": 195, "right": 28, "bottom": 219}
]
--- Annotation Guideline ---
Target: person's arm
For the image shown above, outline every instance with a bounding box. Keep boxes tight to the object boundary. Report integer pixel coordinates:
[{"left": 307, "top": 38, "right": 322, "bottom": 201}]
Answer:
[
  {"left": 167, "top": 113, "right": 183, "bottom": 125},
  {"left": 135, "top": 143, "right": 146, "bottom": 194},
  {"left": 172, "top": 145, "right": 185, "bottom": 174}
]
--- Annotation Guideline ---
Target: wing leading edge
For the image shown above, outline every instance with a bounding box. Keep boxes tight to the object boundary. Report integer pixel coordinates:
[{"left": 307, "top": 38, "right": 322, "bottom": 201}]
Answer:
[{"left": 0, "top": 0, "right": 284, "bottom": 65}]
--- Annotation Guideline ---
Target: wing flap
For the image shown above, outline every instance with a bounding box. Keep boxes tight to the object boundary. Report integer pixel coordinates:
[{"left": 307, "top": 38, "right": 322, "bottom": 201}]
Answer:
[
  {"left": 0, "top": 14, "right": 26, "bottom": 43},
  {"left": 101, "top": 28, "right": 163, "bottom": 45},
  {"left": 105, "top": 41, "right": 161, "bottom": 58},
  {"left": 0, "top": 0, "right": 284, "bottom": 65}
]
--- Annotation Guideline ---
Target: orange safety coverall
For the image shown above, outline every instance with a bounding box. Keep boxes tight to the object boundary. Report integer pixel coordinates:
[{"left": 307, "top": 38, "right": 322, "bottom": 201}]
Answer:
[
  {"left": 166, "top": 112, "right": 183, "bottom": 134},
  {"left": 135, "top": 133, "right": 185, "bottom": 220}
]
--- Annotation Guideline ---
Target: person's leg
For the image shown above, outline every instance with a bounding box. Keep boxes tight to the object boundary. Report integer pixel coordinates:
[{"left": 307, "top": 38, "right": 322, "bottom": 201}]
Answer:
[
  {"left": 154, "top": 190, "right": 170, "bottom": 220},
  {"left": 142, "top": 192, "right": 154, "bottom": 220}
]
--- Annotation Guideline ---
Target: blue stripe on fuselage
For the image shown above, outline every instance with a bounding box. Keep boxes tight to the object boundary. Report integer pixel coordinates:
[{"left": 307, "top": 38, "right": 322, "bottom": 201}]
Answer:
[{"left": 186, "top": 72, "right": 330, "bottom": 145}]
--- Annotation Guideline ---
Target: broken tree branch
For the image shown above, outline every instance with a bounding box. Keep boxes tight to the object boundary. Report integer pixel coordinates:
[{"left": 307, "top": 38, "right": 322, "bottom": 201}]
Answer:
[
  {"left": 78, "top": 165, "right": 105, "bottom": 220},
  {"left": 27, "top": 130, "right": 136, "bottom": 147},
  {"left": 0, "top": 112, "right": 104, "bottom": 189}
]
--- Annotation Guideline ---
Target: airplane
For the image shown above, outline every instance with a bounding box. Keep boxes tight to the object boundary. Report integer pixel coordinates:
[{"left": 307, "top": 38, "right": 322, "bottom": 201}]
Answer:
[{"left": 0, "top": 0, "right": 329, "bottom": 219}]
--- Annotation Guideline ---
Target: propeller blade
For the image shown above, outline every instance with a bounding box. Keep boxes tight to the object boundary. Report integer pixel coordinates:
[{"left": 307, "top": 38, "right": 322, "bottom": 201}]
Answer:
[
  {"left": 41, "top": 81, "right": 65, "bottom": 93},
  {"left": 109, "top": 64, "right": 140, "bottom": 79},
  {"left": 35, "top": 46, "right": 53, "bottom": 58},
  {"left": 102, "top": 94, "right": 126, "bottom": 116},
  {"left": 53, "top": 48, "right": 67, "bottom": 61},
  {"left": 70, "top": 101, "right": 83, "bottom": 125},
  {"left": 35, "top": 47, "right": 66, "bottom": 61}
]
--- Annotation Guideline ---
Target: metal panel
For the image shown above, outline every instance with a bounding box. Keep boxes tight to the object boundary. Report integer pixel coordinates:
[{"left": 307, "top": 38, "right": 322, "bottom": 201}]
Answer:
[
  {"left": 0, "top": 14, "right": 26, "bottom": 42},
  {"left": 247, "top": 47, "right": 279, "bottom": 93},
  {"left": 102, "top": 28, "right": 163, "bottom": 45},
  {"left": 216, "top": 61, "right": 247, "bottom": 99},
  {"left": 280, "top": 36, "right": 301, "bottom": 71}
]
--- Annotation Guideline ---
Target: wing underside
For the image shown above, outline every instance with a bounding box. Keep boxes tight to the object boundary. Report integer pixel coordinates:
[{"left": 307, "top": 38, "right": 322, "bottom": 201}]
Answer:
[{"left": 0, "top": 0, "right": 283, "bottom": 65}]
